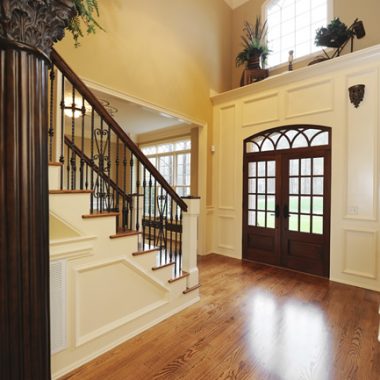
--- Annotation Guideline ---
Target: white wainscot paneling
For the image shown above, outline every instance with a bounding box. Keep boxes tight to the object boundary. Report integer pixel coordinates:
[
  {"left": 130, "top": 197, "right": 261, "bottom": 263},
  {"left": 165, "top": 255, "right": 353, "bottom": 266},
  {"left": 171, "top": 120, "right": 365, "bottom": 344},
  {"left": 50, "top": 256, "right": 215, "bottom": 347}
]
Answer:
[
  {"left": 285, "top": 80, "right": 333, "bottom": 119},
  {"left": 74, "top": 258, "right": 168, "bottom": 346},
  {"left": 218, "top": 105, "right": 235, "bottom": 210},
  {"left": 242, "top": 93, "right": 279, "bottom": 127},
  {"left": 345, "top": 69, "right": 378, "bottom": 220},
  {"left": 343, "top": 229, "right": 378, "bottom": 279},
  {"left": 217, "top": 215, "right": 236, "bottom": 251}
]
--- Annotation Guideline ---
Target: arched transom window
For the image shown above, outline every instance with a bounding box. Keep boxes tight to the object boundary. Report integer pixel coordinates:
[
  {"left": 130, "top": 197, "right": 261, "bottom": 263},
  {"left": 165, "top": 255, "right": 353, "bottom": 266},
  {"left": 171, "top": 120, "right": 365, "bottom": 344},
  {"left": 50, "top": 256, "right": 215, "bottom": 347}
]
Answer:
[{"left": 245, "top": 126, "right": 330, "bottom": 153}]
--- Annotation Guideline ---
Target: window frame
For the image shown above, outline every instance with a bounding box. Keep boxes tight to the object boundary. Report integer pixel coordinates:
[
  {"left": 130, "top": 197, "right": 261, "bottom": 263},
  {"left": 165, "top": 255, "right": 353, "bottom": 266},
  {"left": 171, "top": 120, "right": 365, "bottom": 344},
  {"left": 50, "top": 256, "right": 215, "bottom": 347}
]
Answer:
[
  {"left": 140, "top": 136, "right": 192, "bottom": 198},
  {"left": 261, "top": 0, "right": 334, "bottom": 70}
]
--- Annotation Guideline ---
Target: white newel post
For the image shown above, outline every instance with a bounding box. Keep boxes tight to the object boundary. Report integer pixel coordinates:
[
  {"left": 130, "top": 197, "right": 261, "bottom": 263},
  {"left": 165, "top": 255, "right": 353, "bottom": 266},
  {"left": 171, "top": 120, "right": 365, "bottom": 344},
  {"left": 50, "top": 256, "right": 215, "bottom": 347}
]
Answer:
[{"left": 182, "top": 197, "right": 200, "bottom": 288}]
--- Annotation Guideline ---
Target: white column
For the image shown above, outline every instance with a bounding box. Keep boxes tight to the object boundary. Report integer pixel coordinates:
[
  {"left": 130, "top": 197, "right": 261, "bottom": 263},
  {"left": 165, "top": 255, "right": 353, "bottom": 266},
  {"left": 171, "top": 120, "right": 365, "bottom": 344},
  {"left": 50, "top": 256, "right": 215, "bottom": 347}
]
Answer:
[{"left": 182, "top": 197, "right": 200, "bottom": 288}]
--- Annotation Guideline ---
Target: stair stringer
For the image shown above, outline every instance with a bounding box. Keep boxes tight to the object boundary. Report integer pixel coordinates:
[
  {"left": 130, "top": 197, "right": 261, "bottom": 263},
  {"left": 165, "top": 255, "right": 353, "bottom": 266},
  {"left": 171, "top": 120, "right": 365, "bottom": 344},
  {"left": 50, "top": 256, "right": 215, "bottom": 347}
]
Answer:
[{"left": 49, "top": 192, "right": 199, "bottom": 380}]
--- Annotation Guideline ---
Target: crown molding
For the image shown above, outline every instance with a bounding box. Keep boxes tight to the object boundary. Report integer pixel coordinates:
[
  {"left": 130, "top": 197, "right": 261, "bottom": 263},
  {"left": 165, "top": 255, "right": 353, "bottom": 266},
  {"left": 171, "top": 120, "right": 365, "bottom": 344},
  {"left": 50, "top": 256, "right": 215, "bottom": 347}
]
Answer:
[{"left": 224, "top": 0, "right": 250, "bottom": 10}]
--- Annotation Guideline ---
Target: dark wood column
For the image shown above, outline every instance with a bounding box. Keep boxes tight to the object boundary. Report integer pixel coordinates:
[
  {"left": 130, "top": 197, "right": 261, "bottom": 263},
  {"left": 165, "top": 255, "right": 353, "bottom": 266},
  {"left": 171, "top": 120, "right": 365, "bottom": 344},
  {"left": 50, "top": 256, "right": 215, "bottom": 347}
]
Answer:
[{"left": 0, "top": 1, "right": 75, "bottom": 379}]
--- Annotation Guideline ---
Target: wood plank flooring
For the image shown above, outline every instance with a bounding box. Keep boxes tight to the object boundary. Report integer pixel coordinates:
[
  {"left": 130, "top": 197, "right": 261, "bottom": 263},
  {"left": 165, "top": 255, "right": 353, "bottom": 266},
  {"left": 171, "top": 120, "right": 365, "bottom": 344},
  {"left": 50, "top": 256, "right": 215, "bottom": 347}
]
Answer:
[{"left": 60, "top": 254, "right": 380, "bottom": 380}]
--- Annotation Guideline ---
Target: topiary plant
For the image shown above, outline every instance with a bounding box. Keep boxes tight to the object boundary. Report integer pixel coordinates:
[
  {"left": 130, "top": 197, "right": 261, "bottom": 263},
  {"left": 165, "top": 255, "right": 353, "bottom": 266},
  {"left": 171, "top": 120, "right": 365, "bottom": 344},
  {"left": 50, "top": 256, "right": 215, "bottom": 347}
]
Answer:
[{"left": 67, "top": 0, "right": 104, "bottom": 46}]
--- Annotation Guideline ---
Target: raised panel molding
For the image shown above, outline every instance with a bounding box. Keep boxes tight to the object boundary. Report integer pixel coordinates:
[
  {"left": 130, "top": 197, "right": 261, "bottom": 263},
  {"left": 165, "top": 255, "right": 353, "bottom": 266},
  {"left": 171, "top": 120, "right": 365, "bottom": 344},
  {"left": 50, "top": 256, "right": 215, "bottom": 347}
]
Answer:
[
  {"left": 343, "top": 229, "right": 378, "bottom": 279},
  {"left": 217, "top": 215, "right": 236, "bottom": 250},
  {"left": 344, "top": 69, "right": 379, "bottom": 221},
  {"left": 218, "top": 106, "right": 236, "bottom": 210},
  {"left": 74, "top": 258, "right": 168, "bottom": 347},
  {"left": 285, "top": 80, "right": 333, "bottom": 119},
  {"left": 242, "top": 93, "right": 280, "bottom": 127}
]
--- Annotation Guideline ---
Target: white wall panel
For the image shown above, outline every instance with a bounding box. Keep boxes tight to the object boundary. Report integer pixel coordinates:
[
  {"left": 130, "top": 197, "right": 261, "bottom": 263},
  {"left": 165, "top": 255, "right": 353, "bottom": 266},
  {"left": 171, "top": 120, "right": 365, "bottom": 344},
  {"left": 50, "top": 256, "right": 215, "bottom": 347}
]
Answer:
[
  {"left": 345, "top": 69, "right": 378, "bottom": 220},
  {"left": 242, "top": 93, "right": 279, "bottom": 127},
  {"left": 285, "top": 80, "right": 333, "bottom": 119}
]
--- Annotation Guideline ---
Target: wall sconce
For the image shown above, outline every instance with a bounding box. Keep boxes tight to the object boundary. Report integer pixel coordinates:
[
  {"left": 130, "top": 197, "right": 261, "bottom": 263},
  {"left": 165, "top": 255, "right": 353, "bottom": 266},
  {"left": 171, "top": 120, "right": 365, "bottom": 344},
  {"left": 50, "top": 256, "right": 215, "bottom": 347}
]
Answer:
[{"left": 348, "top": 84, "right": 365, "bottom": 108}]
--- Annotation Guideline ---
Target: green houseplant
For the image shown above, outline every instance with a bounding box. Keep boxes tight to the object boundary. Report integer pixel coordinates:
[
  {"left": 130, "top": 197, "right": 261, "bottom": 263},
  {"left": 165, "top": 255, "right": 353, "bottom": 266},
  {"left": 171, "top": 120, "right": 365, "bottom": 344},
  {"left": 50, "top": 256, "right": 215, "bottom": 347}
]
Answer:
[
  {"left": 236, "top": 18, "right": 270, "bottom": 69},
  {"left": 315, "top": 18, "right": 352, "bottom": 48},
  {"left": 67, "top": 0, "right": 103, "bottom": 46}
]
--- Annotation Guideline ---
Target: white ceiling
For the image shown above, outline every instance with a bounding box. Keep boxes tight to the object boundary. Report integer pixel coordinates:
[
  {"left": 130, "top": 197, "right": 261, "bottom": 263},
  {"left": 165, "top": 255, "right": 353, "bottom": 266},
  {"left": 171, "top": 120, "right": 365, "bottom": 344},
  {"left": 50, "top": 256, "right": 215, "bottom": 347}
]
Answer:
[
  {"left": 90, "top": 89, "right": 186, "bottom": 137},
  {"left": 224, "top": 0, "right": 250, "bottom": 9}
]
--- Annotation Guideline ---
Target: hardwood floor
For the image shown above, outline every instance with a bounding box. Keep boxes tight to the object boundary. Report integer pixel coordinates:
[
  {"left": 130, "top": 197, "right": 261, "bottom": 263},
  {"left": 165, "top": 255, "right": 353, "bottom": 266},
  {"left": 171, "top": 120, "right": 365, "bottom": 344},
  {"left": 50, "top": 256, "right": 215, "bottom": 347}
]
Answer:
[{"left": 60, "top": 254, "right": 380, "bottom": 380}]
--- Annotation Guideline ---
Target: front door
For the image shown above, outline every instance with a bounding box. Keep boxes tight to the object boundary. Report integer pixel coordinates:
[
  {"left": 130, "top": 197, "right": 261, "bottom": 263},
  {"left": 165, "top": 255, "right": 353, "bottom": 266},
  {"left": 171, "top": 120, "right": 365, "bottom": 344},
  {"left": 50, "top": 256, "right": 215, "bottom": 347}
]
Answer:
[{"left": 242, "top": 126, "right": 331, "bottom": 277}]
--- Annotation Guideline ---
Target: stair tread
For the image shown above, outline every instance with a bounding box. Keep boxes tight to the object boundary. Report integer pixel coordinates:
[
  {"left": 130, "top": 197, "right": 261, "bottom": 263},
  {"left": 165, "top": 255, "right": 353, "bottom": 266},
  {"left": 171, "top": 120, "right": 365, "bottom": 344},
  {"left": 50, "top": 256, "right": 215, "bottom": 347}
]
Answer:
[
  {"left": 110, "top": 231, "right": 141, "bottom": 239},
  {"left": 168, "top": 271, "right": 189, "bottom": 283},
  {"left": 152, "top": 261, "right": 175, "bottom": 270},
  {"left": 82, "top": 211, "right": 119, "bottom": 219},
  {"left": 48, "top": 162, "right": 63, "bottom": 167},
  {"left": 132, "top": 248, "right": 160, "bottom": 256},
  {"left": 183, "top": 284, "right": 201, "bottom": 294},
  {"left": 49, "top": 189, "right": 93, "bottom": 194}
]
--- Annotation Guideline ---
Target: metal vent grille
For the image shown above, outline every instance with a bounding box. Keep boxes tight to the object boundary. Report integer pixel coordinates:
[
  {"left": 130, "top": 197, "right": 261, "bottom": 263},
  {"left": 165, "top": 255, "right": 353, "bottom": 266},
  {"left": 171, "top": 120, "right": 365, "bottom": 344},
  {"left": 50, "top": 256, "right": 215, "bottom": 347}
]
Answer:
[{"left": 50, "top": 260, "right": 67, "bottom": 354}]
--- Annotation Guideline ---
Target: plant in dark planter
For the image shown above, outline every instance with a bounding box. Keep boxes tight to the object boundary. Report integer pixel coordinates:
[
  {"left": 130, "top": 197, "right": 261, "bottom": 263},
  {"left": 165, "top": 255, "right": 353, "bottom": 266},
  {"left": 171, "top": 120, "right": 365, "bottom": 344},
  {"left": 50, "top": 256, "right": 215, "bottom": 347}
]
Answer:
[
  {"left": 236, "top": 18, "right": 270, "bottom": 86},
  {"left": 315, "top": 18, "right": 352, "bottom": 49},
  {"left": 67, "top": 0, "right": 103, "bottom": 46}
]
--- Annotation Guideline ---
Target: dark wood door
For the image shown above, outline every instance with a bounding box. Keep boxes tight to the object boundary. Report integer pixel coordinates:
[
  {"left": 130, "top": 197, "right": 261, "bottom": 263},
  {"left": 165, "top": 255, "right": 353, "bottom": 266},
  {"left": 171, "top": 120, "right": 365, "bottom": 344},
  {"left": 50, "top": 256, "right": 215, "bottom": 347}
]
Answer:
[{"left": 243, "top": 128, "right": 331, "bottom": 278}]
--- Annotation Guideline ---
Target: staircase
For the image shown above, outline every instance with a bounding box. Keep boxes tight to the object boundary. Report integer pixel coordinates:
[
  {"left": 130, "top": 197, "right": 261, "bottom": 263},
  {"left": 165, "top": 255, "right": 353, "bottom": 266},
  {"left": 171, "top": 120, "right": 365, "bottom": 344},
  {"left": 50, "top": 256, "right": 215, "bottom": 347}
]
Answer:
[{"left": 48, "top": 51, "right": 200, "bottom": 379}]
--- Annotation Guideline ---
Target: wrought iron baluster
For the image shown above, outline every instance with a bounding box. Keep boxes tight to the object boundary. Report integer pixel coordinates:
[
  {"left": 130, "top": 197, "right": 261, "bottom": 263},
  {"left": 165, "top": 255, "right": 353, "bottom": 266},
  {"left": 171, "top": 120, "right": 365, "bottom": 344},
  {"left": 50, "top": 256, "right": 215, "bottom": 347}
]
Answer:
[
  {"left": 129, "top": 153, "right": 134, "bottom": 230},
  {"left": 107, "top": 125, "right": 111, "bottom": 212},
  {"left": 59, "top": 73, "right": 65, "bottom": 189},
  {"left": 136, "top": 165, "right": 140, "bottom": 232},
  {"left": 148, "top": 174, "right": 152, "bottom": 248},
  {"left": 115, "top": 136, "right": 120, "bottom": 230},
  {"left": 85, "top": 162, "right": 88, "bottom": 190},
  {"left": 164, "top": 191, "right": 168, "bottom": 264},
  {"left": 179, "top": 209, "right": 183, "bottom": 275},
  {"left": 123, "top": 144, "right": 127, "bottom": 231},
  {"left": 170, "top": 198, "right": 173, "bottom": 263},
  {"left": 142, "top": 168, "right": 147, "bottom": 248},
  {"left": 79, "top": 96, "right": 85, "bottom": 189},
  {"left": 175, "top": 204, "right": 179, "bottom": 274},
  {"left": 70, "top": 86, "right": 76, "bottom": 190},
  {"left": 99, "top": 119, "right": 104, "bottom": 212},
  {"left": 66, "top": 143, "right": 70, "bottom": 189},
  {"left": 90, "top": 108, "right": 95, "bottom": 213},
  {"left": 153, "top": 178, "right": 157, "bottom": 250},
  {"left": 48, "top": 66, "right": 55, "bottom": 162}
]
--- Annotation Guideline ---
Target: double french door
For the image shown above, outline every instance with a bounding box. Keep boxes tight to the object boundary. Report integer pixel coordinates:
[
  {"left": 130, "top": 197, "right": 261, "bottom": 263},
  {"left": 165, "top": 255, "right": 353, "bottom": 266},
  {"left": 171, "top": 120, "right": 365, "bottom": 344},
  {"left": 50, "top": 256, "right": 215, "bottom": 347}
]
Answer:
[{"left": 242, "top": 127, "right": 331, "bottom": 277}]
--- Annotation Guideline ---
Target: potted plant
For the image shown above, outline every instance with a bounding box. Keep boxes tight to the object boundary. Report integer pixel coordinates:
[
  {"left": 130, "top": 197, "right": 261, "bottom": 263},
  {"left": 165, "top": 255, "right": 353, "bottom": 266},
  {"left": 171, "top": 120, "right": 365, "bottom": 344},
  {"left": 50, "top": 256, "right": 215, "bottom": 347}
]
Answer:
[
  {"left": 315, "top": 18, "right": 352, "bottom": 49},
  {"left": 236, "top": 18, "right": 270, "bottom": 85},
  {"left": 67, "top": 0, "right": 103, "bottom": 46},
  {"left": 236, "top": 18, "right": 269, "bottom": 70}
]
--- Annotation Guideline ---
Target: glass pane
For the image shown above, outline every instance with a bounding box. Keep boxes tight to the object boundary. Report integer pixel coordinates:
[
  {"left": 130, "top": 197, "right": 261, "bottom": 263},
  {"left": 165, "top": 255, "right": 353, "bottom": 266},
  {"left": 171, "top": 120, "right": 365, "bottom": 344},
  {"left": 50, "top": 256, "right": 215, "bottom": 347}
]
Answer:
[
  {"left": 175, "top": 140, "right": 191, "bottom": 151},
  {"left": 267, "top": 178, "right": 275, "bottom": 194},
  {"left": 277, "top": 135, "right": 290, "bottom": 150},
  {"left": 176, "top": 153, "right": 190, "bottom": 186},
  {"left": 289, "top": 196, "right": 299, "bottom": 212},
  {"left": 157, "top": 143, "right": 173, "bottom": 153},
  {"left": 258, "top": 179, "right": 266, "bottom": 193},
  {"left": 312, "top": 197, "right": 323, "bottom": 215},
  {"left": 300, "top": 215, "right": 311, "bottom": 233},
  {"left": 246, "top": 142, "right": 258, "bottom": 153},
  {"left": 142, "top": 146, "right": 156, "bottom": 155},
  {"left": 301, "top": 158, "right": 311, "bottom": 175},
  {"left": 313, "top": 157, "right": 324, "bottom": 175},
  {"left": 257, "top": 212, "right": 265, "bottom": 227},
  {"left": 312, "top": 216, "right": 323, "bottom": 234},
  {"left": 158, "top": 155, "right": 173, "bottom": 184},
  {"left": 262, "top": 138, "right": 275, "bottom": 151},
  {"left": 248, "top": 211, "right": 256, "bottom": 226},
  {"left": 289, "top": 159, "right": 299, "bottom": 176},
  {"left": 267, "top": 212, "right": 275, "bottom": 229},
  {"left": 300, "top": 177, "right": 311, "bottom": 194},
  {"left": 248, "top": 179, "right": 256, "bottom": 193},
  {"left": 301, "top": 196, "right": 311, "bottom": 213},
  {"left": 289, "top": 178, "right": 299, "bottom": 194},
  {"left": 249, "top": 162, "right": 257, "bottom": 177},
  {"left": 267, "top": 161, "right": 275, "bottom": 176},
  {"left": 267, "top": 196, "right": 275, "bottom": 211},
  {"left": 257, "top": 195, "right": 266, "bottom": 210},
  {"left": 289, "top": 214, "right": 299, "bottom": 231},
  {"left": 293, "top": 133, "right": 308, "bottom": 148},
  {"left": 311, "top": 132, "right": 329, "bottom": 146},
  {"left": 258, "top": 162, "right": 266, "bottom": 177},
  {"left": 313, "top": 177, "right": 324, "bottom": 195},
  {"left": 248, "top": 195, "right": 256, "bottom": 210}
]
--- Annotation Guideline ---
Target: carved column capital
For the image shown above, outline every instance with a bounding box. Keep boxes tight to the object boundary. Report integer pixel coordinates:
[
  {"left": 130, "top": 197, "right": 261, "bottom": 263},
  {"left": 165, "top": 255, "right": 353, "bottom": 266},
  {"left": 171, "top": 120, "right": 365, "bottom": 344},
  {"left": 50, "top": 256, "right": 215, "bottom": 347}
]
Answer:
[{"left": 0, "top": 0, "right": 76, "bottom": 57}]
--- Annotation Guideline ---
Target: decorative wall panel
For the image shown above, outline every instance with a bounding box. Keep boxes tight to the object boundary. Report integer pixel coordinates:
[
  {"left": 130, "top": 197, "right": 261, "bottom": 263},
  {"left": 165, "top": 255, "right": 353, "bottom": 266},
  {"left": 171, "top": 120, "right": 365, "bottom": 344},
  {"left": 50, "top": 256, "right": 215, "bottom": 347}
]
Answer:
[{"left": 242, "top": 93, "right": 279, "bottom": 127}]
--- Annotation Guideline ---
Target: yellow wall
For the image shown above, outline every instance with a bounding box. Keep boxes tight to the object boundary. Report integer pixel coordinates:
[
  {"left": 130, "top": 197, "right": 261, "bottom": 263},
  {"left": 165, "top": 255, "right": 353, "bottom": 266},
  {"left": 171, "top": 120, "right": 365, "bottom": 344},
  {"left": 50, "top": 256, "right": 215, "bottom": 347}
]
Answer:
[
  {"left": 57, "top": 0, "right": 232, "bottom": 127},
  {"left": 232, "top": 0, "right": 380, "bottom": 88}
]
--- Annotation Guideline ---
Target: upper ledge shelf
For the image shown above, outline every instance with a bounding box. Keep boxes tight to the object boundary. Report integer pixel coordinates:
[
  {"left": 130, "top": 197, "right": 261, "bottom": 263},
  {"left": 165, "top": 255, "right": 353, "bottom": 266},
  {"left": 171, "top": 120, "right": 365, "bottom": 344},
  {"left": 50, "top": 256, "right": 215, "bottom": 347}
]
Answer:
[{"left": 211, "top": 44, "right": 380, "bottom": 105}]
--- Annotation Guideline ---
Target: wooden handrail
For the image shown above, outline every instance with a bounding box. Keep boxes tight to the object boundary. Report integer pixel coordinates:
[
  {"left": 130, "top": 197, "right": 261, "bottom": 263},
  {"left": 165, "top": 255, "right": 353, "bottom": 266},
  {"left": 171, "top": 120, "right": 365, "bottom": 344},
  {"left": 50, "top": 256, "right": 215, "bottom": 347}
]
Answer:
[{"left": 51, "top": 49, "right": 187, "bottom": 212}]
